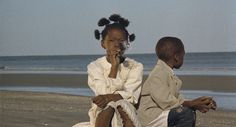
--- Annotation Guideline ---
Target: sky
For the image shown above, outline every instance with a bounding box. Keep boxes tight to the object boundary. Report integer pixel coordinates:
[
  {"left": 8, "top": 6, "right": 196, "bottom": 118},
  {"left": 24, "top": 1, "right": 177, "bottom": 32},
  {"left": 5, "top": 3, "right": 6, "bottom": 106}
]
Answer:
[{"left": 0, "top": 0, "right": 236, "bottom": 56}]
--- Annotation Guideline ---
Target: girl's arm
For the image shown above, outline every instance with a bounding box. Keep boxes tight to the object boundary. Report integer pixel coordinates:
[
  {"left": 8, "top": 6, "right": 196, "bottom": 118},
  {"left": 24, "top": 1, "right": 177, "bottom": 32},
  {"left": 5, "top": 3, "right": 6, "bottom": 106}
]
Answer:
[{"left": 92, "top": 94, "right": 123, "bottom": 109}]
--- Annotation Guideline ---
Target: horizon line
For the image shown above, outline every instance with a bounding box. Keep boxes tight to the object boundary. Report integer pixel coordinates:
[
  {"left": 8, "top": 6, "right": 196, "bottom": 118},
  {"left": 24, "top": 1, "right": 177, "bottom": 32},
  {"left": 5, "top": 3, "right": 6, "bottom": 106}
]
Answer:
[{"left": 0, "top": 51, "right": 236, "bottom": 57}]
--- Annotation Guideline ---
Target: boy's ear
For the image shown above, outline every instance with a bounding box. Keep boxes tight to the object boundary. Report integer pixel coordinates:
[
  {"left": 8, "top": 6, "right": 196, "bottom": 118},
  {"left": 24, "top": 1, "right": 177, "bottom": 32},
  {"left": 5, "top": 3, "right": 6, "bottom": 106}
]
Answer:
[{"left": 174, "top": 54, "right": 179, "bottom": 62}]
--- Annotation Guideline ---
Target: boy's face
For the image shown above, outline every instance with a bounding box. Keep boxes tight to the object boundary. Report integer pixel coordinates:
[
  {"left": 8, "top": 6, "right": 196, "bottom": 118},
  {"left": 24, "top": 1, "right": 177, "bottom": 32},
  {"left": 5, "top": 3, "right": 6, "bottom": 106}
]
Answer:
[
  {"left": 102, "top": 28, "right": 128, "bottom": 56},
  {"left": 173, "top": 49, "right": 185, "bottom": 69}
]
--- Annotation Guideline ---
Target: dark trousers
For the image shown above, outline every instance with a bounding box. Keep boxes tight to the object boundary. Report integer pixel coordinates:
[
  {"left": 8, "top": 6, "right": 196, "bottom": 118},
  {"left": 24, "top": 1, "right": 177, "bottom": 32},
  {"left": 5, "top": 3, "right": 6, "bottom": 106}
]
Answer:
[{"left": 168, "top": 106, "right": 196, "bottom": 127}]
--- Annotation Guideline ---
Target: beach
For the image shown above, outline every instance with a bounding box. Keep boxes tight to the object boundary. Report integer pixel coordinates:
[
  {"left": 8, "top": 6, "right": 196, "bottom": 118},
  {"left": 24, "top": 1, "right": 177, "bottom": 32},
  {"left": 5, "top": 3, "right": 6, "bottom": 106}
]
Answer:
[
  {"left": 1, "top": 73, "right": 236, "bottom": 127},
  {"left": 1, "top": 91, "right": 236, "bottom": 127},
  {"left": 1, "top": 73, "right": 236, "bottom": 92},
  {"left": 0, "top": 91, "right": 90, "bottom": 127}
]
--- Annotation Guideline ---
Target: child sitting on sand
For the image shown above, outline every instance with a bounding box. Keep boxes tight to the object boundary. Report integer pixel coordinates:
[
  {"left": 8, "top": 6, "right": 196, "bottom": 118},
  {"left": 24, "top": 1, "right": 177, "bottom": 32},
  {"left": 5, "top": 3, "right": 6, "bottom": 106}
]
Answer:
[
  {"left": 137, "top": 37, "right": 217, "bottom": 127},
  {"left": 73, "top": 14, "right": 143, "bottom": 127}
]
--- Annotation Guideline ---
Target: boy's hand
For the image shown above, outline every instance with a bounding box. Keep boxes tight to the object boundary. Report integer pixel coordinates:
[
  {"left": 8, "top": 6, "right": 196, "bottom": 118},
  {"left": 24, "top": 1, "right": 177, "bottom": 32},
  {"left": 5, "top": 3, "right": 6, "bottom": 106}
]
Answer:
[
  {"left": 208, "top": 99, "right": 217, "bottom": 110},
  {"left": 192, "top": 96, "right": 212, "bottom": 105},
  {"left": 191, "top": 96, "right": 217, "bottom": 112},
  {"left": 194, "top": 104, "right": 210, "bottom": 113}
]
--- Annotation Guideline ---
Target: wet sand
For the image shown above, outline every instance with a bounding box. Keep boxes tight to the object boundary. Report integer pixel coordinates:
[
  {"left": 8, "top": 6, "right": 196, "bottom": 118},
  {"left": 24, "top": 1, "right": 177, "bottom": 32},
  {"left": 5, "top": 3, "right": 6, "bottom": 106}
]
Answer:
[
  {"left": 0, "top": 91, "right": 236, "bottom": 127},
  {"left": 1, "top": 73, "right": 236, "bottom": 92}
]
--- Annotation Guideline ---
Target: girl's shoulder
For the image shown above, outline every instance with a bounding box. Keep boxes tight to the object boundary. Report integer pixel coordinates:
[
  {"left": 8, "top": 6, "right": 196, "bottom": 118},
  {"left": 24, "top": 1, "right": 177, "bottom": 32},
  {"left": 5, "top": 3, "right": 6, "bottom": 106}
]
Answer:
[{"left": 87, "top": 56, "right": 108, "bottom": 70}]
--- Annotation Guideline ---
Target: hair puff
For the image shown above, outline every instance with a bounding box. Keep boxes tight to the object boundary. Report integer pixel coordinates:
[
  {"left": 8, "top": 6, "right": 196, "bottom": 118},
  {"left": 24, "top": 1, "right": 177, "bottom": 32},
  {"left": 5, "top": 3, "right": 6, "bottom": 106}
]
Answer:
[
  {"left": 118, "top": 18, "right": 129, "bottom": 27},
  {"left": 98, "top": 18, "right": 110, "bottom": 26},
  {"left": 109, "top": 14, "right": 121, "bottom": 22},
  {"left": 94, "top": 29, "right": 100, "bottom": 40},
  {"left": 129, "top": 34, "right": 135, "bottom": 42},
  {"left": 94, "top": 14, "right": 135, "bottom": 42}
]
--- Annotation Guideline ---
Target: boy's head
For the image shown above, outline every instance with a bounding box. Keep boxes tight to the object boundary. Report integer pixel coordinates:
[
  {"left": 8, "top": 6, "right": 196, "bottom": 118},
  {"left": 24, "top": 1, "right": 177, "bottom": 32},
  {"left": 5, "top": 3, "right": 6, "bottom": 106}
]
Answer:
[{"left": 156, "top": 37, "right": 185, "bottom": 69}]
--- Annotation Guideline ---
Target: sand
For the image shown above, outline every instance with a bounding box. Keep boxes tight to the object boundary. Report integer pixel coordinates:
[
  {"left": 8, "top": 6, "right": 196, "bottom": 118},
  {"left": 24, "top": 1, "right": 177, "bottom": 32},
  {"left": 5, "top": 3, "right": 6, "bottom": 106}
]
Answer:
[
  {"left": 0, "top": 91, "right": 90, "bottom": 127},
  {"left": 1, "top": 73, "right": 236, "bottom": 127},
  {"left": 1, "top": 91, "right": 236, "bottom": 127},
  {"left": 0, "top": 73, "right": 88, "bottom": 88},
  {"left": 1, "top": 73, "right": 236, "bottom": 92}
]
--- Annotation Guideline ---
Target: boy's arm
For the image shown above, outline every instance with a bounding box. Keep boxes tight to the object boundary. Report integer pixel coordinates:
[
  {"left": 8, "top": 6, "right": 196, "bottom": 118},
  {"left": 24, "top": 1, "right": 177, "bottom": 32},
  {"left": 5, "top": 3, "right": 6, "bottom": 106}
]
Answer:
[{"left": 148, "top": 75, "right": 184, "bottom": 110}]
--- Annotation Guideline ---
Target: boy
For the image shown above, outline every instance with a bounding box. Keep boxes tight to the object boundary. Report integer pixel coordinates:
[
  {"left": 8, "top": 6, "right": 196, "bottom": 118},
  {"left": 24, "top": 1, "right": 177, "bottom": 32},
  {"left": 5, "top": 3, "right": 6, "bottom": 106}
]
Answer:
[{"left": 138, "top": 37, "right": 216, "bottom": 127}]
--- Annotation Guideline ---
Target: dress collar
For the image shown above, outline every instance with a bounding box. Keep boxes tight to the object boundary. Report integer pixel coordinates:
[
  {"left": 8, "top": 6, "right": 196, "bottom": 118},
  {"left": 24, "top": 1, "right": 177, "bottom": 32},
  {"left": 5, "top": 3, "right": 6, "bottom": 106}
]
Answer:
[{"left": 101, "top": 56, "right": 132, "bottom": 70}]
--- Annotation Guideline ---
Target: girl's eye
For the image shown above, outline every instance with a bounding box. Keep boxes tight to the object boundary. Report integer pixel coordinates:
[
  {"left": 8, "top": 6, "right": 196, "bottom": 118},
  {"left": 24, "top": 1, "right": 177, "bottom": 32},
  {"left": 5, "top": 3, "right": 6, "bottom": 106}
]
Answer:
[
  {"left": 109, "top": 40, "right": 114, "bottom": 42},
  {"left": 109, "top": 40, "right": 126, "bottom": 42}
]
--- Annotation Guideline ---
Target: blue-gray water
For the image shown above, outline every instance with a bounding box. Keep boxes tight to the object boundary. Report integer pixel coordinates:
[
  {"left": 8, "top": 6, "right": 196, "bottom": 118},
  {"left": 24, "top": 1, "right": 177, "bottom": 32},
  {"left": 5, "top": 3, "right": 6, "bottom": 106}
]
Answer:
[
  {"left": 0, "top": 52, "right": 236, "bottom": 110},
  {"left": 0, "top": 52, "right": 236, "bottom": 75}
]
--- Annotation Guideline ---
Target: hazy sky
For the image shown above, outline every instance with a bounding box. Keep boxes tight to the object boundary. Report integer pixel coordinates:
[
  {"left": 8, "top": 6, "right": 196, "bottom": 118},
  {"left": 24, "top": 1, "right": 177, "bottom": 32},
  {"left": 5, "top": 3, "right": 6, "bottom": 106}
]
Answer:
[{"left": 0, "top": 0, "right": 236, "bottom": 56}]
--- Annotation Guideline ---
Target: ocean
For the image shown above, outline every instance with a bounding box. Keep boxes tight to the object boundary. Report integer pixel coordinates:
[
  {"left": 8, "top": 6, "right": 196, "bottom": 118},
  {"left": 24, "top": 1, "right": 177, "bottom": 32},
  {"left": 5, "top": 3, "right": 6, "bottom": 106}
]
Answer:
[
  {"left": 0, "top": 52, "right": 236, "bottom": 75},
  {"left": 0, "top": 52, "right": 236, "bottom": 110}
]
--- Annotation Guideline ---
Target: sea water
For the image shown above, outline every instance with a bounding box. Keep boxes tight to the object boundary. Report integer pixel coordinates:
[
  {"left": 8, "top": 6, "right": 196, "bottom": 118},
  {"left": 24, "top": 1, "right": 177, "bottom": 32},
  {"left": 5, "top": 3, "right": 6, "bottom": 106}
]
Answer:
[{"left": 0, "top": 52, "right": 236, "bottom": 75}]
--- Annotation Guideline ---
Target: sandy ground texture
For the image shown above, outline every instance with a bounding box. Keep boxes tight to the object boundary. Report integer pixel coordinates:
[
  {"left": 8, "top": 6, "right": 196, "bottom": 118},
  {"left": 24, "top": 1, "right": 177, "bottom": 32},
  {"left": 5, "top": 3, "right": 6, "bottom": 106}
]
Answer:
[
  {"left": 1, "top": 91, "right": 236, "bottom": 127},
  {"left": 0, "top": 91, "right": 90, "bottom": 127}
]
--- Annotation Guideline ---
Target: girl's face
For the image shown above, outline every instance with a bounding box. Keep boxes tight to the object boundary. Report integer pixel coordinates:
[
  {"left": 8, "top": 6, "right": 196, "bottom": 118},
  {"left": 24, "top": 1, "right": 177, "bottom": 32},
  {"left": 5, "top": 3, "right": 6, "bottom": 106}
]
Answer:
[{"left": 102, "top": 28, "right": 128, "bottom": 56}]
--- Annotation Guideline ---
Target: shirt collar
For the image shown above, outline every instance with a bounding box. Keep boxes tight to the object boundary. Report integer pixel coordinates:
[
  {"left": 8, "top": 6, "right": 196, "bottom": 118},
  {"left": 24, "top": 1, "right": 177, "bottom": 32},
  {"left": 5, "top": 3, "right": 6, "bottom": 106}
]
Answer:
[{"left": 157, "top": 59, "right": 175, "bottom": 76}]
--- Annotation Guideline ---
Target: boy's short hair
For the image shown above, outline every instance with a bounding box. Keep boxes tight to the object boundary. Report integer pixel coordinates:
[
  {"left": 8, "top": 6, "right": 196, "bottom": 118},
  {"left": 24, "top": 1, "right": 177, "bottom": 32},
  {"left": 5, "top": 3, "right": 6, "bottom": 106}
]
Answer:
[{"left": 155, "top": 37, "right": 184, "bottom": 61}]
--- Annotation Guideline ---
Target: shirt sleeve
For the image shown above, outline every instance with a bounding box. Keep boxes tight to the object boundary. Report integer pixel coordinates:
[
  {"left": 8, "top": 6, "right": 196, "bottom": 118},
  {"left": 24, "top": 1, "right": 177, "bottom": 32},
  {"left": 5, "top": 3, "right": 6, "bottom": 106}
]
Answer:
[
  {"left": 115, "top": 63, "right": 143, "bottom": 104},
  {"left": 87, "top": 62, "right": 124, "bottom": 96},
  {"left": 148, "top": 74, "right": 184, "bottom": 110}
]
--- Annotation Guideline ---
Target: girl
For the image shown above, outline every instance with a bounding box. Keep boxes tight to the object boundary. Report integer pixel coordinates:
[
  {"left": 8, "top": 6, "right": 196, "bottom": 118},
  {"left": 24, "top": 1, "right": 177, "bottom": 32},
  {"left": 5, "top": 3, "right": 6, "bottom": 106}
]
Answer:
[{"left": 73, "top": 14, "right": 143, "bottom": 127}]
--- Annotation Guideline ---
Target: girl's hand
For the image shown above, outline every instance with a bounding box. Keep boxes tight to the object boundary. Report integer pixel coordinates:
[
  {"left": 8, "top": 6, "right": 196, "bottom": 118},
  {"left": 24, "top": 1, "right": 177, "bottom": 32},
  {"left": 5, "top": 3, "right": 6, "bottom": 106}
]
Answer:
[
  {"left": 92, "top": 94, "right": 123, "bottom": 109},
  {"left": 107, "top": 49, "right": 121, "bottom": 67},
  {"left": 107, "top": 48, "right": 123, "bottom": 78},
  {"left": 92, "top": 95, "right": 109, "bottom": 109}
]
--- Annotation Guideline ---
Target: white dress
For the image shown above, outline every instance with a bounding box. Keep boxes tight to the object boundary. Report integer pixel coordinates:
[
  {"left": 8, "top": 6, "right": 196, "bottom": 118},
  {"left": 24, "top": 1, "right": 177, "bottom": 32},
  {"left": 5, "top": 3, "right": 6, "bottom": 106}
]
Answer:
[{"left": 72, "top": 56, "right": 143, "bottom": 127}]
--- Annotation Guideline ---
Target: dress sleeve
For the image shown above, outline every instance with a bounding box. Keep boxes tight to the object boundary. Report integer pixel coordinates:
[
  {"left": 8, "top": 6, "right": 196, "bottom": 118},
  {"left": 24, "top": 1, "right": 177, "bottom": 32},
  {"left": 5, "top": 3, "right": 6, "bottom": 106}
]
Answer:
[
  {"left": 87, "top": 62, "right": 123, "bottom": 96},
  {"left": 115, "top": 63, "right": 143, "bottom": 104},
  {"left": 148, "top": 74, "right": 184, "bottom": 110}
]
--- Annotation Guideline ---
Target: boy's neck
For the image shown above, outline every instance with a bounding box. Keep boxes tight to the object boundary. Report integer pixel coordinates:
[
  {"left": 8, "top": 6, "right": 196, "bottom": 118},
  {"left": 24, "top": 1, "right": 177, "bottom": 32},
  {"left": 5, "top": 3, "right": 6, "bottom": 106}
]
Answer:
[{"left": 162, "top": 59, "right": 174, "bottom": 69}]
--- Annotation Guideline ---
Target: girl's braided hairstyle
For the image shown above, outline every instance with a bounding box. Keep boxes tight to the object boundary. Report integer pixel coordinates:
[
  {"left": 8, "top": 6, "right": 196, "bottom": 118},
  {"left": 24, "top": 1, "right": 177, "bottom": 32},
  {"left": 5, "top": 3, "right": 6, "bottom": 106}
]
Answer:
[{"left": 94, "top": 14, "right": 135, "bottom": 42}]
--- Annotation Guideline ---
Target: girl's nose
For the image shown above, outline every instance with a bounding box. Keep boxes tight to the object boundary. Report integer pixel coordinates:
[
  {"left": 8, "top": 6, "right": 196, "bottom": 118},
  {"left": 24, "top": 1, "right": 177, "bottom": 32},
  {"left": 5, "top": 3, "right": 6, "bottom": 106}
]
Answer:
[
  {"left": 113, "top": 40, "right": 127, "bottom": 50},
  {"left": 114, "top": 42, "right": 125, "bottom": 50}
]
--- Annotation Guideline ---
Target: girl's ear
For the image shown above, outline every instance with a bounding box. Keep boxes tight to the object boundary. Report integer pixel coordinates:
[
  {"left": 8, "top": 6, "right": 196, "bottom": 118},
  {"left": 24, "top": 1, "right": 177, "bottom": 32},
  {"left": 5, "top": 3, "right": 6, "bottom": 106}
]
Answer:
[{"left": 101, "top": 40, "right": 106, "bottom": 49}]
